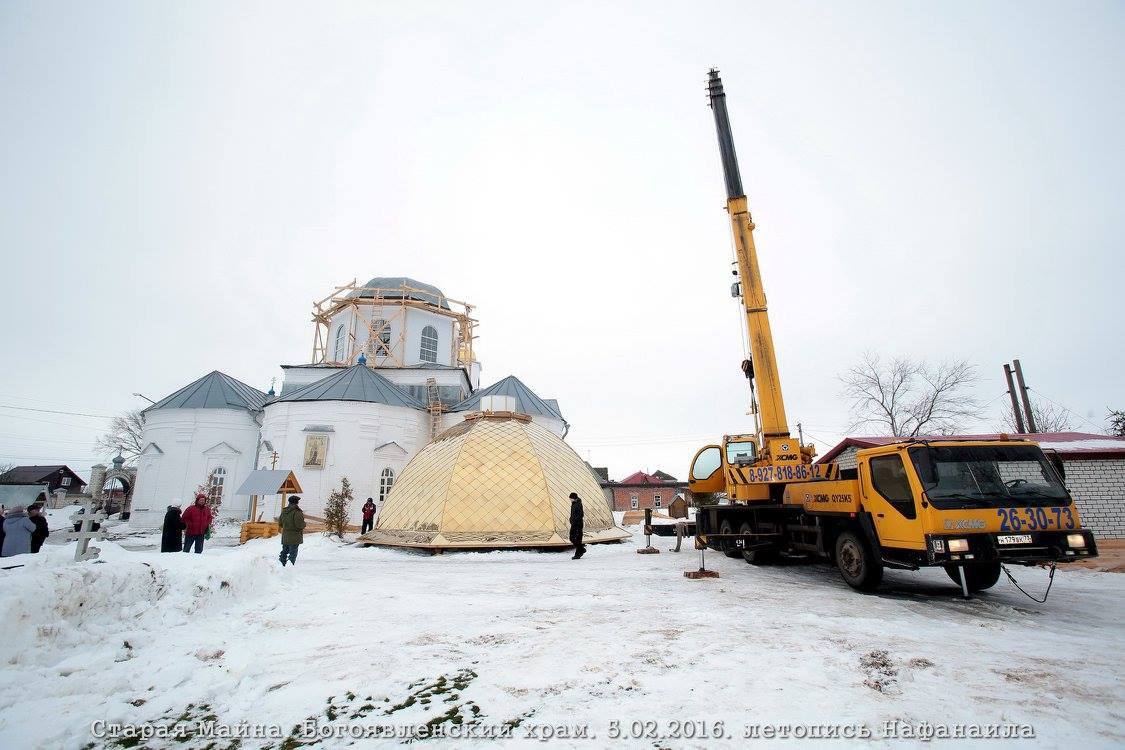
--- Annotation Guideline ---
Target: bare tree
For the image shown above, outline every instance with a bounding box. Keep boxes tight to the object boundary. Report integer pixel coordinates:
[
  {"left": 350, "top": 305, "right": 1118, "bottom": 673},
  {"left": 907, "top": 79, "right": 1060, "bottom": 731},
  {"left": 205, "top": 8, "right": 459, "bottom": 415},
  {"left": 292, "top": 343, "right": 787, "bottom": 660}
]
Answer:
[
  {"left": 0, "top": 462, "right": 15, "bottom": 478},
  {"left": 94, "top": 409, "right": 145, "bottom": 464},
  {"left": 1109, "top": 409, "right": 1125, "bottom": 438},
  {"left": 999, "top": 398, "right": 1074, "bottom": 434},
  {"left": 840, "top": 353, "right": 980, "bottom": 437}
]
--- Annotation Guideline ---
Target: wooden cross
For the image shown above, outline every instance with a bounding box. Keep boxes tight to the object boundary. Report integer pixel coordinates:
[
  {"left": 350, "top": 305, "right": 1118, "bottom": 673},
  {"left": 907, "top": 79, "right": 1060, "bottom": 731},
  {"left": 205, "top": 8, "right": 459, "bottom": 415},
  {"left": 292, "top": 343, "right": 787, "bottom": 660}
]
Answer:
[{"left": 65, "top": 496, "right": 108, "bottom": 562}]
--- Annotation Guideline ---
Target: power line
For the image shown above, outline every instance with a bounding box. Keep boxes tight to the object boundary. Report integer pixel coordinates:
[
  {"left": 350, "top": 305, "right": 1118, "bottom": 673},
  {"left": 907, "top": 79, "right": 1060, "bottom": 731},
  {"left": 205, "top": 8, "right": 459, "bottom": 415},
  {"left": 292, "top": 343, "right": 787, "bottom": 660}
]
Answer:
[
  {"left": 0, "top": 393, "right": 119, "bottom": 411},
  {"left": 0, "top": 412, "right": 111, "bottom": 431},
  {"left": 1027, "top": 388, "right": 1105, "bottom": 432},
  {"left": 0, "top": 404, "right": 113, "bottom": 419}
]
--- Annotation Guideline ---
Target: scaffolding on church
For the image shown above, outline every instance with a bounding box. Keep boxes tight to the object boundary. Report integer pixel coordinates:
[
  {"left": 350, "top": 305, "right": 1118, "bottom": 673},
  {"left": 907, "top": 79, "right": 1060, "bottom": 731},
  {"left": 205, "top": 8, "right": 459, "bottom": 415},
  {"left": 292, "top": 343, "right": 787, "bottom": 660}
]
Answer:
[
  {"left": 425, "top": 377, "right": 444, "bottom": 440},
  {"left": 310, "top": 279, "right": 478, "bottom": 369}
]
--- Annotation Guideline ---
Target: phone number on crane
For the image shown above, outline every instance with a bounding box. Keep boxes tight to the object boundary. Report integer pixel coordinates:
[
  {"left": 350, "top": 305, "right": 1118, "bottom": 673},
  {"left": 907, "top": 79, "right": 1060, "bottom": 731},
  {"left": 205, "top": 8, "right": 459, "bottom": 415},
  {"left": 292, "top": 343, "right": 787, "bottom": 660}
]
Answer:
[{"left": 737, "top": 464, "right": 812, "bottom": 483}]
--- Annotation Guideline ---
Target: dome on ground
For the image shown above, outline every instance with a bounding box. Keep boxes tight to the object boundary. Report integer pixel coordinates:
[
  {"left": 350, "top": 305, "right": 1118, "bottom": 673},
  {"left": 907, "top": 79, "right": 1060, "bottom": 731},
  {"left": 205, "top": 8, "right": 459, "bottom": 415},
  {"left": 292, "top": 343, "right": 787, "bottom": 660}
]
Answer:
[
  {"left": 346, "top": 276, "right": 449, "bottom": 309},
  {"left": 362, "top": 413, "right": 629, "bottom": 549}
]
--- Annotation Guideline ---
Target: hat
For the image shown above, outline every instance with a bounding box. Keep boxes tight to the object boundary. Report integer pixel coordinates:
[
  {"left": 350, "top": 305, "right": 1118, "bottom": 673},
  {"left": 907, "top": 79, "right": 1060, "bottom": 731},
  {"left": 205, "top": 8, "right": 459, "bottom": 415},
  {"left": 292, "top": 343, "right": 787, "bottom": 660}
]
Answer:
[
  {"left": 288, "top": 496, "right": 300, "bottom": 505},
  {"left": 569, "top": 492, "right": 579, "bottom": 500}
]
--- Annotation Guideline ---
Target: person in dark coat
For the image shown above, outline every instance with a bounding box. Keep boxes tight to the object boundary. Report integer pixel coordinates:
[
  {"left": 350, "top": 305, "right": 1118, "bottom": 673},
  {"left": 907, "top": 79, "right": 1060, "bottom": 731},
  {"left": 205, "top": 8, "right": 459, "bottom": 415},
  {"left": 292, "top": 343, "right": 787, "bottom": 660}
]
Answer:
[
  {"left": 361, "top": 498, "right": 376, "bottom": 535},
  {"left": 28, "top": 504, "right": 49, "bottom": 553},
  {"left": 161, "top": 504, "right": 185, "bottom": 552},
  {"left": 0, "top": 507, "right": 6, "bottom": 555},
  {"left": 569, "top": 492, "right": 586, "bottom": 559},
  {"left": 277, "top": 496, "right": 305, "bottom": 567},
  {"left": 2, "top": 505, "right": 37, "bottom": 557}
]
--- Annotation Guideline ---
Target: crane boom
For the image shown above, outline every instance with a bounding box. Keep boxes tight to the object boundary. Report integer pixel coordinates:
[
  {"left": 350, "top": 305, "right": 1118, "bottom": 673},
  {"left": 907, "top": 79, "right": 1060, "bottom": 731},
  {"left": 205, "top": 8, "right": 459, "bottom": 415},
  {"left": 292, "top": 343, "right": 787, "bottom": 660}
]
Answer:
[{"left": 706, "top": 69, "right": 790, "bottom": 441}]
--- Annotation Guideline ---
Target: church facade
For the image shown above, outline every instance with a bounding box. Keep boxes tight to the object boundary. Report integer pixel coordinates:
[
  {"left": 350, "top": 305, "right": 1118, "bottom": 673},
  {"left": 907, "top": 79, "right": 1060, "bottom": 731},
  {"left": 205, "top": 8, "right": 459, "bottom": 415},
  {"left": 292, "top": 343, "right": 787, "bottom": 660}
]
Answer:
[{"left": 128, "top": 277, "right": 568, "bottom": 527}]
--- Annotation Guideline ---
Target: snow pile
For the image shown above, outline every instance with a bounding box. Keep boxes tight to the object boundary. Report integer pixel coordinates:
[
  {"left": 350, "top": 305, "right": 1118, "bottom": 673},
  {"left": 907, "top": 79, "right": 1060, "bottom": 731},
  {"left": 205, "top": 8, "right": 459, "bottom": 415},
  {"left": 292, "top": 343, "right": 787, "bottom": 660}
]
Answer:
[
  {"left": 0, "top": 541, "right": 280, "bottom": 669},
  {"left": 2, "top": 531, "right": 1123, "bottom": 748}
]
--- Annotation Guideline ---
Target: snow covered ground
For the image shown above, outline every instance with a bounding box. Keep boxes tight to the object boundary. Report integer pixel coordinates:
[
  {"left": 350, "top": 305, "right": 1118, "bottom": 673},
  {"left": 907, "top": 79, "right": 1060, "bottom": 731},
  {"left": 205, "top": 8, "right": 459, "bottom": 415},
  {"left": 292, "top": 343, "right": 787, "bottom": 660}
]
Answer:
[{"left": 1, "top": 522, "right": 1123, "bottom": 749}]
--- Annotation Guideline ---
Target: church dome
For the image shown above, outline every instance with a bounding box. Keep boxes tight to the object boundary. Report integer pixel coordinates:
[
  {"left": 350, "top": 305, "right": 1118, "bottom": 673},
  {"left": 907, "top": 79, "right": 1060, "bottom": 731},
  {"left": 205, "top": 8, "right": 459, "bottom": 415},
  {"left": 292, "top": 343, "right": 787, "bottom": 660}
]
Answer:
[
  {"left": 362, "top": 413, "right": 629, "bottom": 549},
  {"left": 346, "top": 277, "right": 450, "bottom": 309}
]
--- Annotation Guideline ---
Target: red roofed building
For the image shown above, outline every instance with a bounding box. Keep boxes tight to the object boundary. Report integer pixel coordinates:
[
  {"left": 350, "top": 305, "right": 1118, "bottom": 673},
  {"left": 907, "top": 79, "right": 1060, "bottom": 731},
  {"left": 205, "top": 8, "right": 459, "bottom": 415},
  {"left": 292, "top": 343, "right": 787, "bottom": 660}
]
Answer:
[
  {"left": 818, "top": 432, "right": 1125, "bottom": 539},
  {"left": 605, "top": 469, "right": 687, "bottom": 512}
]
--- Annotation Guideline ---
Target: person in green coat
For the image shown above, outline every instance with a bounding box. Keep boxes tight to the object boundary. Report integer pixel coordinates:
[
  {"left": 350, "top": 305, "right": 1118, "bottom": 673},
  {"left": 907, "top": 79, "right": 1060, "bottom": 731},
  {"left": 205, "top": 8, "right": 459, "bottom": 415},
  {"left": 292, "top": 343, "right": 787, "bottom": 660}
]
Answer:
[{"left": 277, "top": 496, "right": 305, "bottom": 567}]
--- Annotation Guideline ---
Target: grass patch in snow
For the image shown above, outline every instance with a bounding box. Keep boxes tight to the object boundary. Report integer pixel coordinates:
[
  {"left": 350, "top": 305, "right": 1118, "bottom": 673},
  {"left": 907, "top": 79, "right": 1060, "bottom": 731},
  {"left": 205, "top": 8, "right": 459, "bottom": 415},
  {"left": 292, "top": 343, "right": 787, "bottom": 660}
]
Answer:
[
  {"left": 267, "top": 670, "right": 483, "bottom": 748},
  {"left": 859, "top": 649, "right": 900, "bottom": 694},
  {"left": 387, "top": 668, "right": 477, "bottom": 716},
  {"left": 81, "top": 702, "right": 228, "bottom": 750}
]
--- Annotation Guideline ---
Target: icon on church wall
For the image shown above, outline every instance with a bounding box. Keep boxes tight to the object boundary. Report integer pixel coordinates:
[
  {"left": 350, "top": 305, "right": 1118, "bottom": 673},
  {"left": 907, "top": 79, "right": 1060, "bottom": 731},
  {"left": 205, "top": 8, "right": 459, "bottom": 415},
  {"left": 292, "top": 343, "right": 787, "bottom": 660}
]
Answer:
[{"left": 303, "top": 435, "right": 328, "bottom": 469}]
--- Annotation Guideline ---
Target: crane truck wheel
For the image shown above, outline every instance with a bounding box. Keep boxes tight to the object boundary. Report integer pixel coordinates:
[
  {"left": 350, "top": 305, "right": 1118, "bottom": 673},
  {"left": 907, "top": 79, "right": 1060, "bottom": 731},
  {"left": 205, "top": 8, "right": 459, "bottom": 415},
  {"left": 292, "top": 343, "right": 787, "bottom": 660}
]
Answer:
[
  {"left": 719, "top": 520, "right": 742, "bottom": 558},
  {"left": 740, "top": 522, "right": 778, "bottom": 565},
  {"left": 835, "top": 530, "right": 883, "bottom": 592},
  {"left": 943, "top": 563, "right": 1002, "bottom": 592}
]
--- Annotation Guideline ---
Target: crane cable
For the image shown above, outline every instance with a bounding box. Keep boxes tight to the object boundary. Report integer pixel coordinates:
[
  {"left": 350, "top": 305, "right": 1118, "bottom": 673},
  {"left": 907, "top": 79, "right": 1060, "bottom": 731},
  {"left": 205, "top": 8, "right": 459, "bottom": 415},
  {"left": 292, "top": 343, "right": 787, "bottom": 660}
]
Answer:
[
  {"left": 1000, "top": 562, "right": 1056, "bottom": 603},
  {"left": 727, "top": 230, "right": 761, "bottom": 435}
]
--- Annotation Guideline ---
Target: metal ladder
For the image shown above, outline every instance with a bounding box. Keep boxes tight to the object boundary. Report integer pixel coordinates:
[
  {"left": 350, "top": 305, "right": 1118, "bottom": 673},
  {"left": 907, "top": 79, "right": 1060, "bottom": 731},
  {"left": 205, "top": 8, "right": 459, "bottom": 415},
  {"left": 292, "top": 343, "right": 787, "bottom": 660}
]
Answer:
[{"left": 426, "top": 378, "right": 443, "bottom": 440}]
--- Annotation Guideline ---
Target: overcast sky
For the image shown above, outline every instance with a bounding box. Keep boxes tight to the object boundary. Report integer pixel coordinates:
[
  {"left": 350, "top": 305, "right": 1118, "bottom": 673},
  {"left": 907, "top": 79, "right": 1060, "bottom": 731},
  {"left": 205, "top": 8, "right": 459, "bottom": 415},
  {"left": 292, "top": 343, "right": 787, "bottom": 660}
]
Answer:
[{"left": 1, "top": 1, "right": 1122, "bottom": 482}]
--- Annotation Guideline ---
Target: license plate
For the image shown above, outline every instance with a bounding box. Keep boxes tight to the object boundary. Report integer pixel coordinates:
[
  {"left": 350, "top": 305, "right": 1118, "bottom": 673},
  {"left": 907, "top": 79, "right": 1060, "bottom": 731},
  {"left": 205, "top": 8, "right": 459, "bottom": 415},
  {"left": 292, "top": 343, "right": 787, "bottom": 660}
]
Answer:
[{"left": 997, "top": 534, "right": 1032, "bottom": 545}]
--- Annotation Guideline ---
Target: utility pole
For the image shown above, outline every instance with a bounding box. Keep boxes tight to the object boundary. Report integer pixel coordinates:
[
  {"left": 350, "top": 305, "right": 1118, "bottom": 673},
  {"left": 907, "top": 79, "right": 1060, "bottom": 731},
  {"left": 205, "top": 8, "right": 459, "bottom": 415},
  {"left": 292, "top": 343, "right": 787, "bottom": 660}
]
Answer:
[
  {"left": 1012, "top": 359, "right": 1037, "bottom": 433},
  {"left": 1002, "top": 364, "right": 1026, "bottom": 433}
]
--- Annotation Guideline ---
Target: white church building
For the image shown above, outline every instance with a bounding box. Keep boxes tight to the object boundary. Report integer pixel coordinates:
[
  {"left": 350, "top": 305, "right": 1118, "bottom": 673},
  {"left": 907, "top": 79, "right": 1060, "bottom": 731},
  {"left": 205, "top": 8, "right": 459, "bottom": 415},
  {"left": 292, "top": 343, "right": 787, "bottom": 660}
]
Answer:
[{"left": 128, "top": 277, "right": 568, "bottom": 528}]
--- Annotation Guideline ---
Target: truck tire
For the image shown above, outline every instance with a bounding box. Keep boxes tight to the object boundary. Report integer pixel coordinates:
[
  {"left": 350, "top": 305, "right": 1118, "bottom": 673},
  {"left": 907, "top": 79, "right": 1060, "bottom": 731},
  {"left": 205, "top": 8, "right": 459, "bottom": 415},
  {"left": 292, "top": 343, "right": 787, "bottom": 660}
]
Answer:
[
  {"left": 719, "top": 520, "right": 741, "bottom": 558},
  {"left": 835, "top": 530, "right": 883, "bottom": 592},
  {"left": 740, "top": 522, "right": 778, "bottom": 565},
  {"left": 944, "top": 563, "right": 1002, "bottom": 592}
]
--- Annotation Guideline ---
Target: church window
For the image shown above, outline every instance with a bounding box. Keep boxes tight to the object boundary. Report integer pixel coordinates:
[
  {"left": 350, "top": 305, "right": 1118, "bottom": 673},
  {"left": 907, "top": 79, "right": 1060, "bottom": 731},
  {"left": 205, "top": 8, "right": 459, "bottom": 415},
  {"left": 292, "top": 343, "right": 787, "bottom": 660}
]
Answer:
[
  {"left": 334, "top": 325, "right": 347, "bottom": 361},
  {"left": 420, "top": 326, "right": 439, "bottom": 363},
  {"left": 368, "top": 318, "right": 392, "bottom": 357},
  {"left": 379, "top": 468, "right": 395, "bottom": 502},
  {"left": 208, "top": 467, "right": 226, "bottom": 503}
]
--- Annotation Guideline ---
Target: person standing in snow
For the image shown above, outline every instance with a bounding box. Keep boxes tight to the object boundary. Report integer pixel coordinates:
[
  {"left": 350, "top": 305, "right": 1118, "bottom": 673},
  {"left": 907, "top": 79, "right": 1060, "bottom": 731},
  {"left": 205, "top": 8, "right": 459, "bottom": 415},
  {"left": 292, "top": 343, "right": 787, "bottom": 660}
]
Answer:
[
  {"left": 28, "top": 504, "right": 49, "bottom": 553},
  {"left": 2, "top": 505, "right": 37, "bottom": 557},
  {"left": 161, "top": 504, "right": 185, "bottom": 553},
  {"left": 361, "top": 497, "right": 376, "bottom": 535},
  {"left": 569, "top": 492, "right": 586, "bottom": 559},
  {"left": 0, "top": 506, "right": 6, "bottom": 555},
  {"left": 277, "top": 496, "right": 305, "bottom": 567},
  {"left": 181, "top": 494, "right": 213, "bottom": 554}
]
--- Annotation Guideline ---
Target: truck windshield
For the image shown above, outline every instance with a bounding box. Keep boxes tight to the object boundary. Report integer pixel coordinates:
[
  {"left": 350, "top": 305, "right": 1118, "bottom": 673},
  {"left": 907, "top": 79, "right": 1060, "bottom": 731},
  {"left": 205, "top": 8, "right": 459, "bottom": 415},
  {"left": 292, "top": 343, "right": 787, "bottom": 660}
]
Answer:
[
  {"left": 726, "top": 441, "right": 756, "bottom": 465},
  {"left": 909, "top": 445, "right": 1069, "bottom": 509}
]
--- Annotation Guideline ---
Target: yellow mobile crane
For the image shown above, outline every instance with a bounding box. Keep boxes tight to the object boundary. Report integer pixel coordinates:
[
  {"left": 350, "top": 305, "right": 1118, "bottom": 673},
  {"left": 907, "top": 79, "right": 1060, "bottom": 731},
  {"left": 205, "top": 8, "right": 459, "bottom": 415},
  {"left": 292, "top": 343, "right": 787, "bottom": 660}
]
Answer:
[{"left": 688, "top": 70, "right": 1097, "bottom": 594}]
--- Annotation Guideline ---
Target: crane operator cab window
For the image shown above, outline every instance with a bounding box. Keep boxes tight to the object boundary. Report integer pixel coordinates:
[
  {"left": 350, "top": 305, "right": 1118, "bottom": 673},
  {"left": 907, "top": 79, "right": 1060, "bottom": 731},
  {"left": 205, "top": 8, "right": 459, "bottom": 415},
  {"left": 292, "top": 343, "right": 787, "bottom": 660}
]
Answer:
[
  {"left": 725, "top": 440, "right": 757, "bottom": 466},
  {"left": 869, "top": 454, "right": 917, "bottom": 519},
  {"left": 692, "top": 447, "right": 723, "bottom": 480}
]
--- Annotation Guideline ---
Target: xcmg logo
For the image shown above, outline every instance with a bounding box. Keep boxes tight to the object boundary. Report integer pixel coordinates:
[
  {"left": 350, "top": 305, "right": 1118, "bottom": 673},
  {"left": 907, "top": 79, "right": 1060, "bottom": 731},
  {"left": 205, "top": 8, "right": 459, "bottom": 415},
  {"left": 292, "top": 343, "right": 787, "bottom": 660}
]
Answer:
[{"left": 944, "top": 519, "right": 987, "bottom": 530}]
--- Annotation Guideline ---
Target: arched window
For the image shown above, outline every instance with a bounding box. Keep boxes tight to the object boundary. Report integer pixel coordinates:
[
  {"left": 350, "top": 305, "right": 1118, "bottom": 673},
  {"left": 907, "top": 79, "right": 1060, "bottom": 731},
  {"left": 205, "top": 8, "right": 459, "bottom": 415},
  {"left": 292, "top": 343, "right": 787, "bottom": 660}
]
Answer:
[
  {"left": 367, "top": 318, "right": 391, "bottom": 358},
  {"left": 420, "top": 325, "right": 438, "bottom": 363},
  {"left": 379, "top": 468, "right": 395, "bottom": 502},
  {"left": 333, "top": 325, "right": 347, "bottom": 361},
  {"left": 207, "top": 467, "right": 226, "bottom": 504}
]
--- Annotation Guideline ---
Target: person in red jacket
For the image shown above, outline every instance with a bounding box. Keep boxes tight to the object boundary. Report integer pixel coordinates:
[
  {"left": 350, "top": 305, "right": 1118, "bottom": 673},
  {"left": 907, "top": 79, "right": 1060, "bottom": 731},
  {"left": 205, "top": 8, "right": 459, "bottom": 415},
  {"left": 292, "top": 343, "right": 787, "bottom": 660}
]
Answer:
[
  {"left": 361, "top": 498, "right": 376, "bottom": 535},
  {"left": 181, "top": 494, "right": 213, "bottom": 554}
]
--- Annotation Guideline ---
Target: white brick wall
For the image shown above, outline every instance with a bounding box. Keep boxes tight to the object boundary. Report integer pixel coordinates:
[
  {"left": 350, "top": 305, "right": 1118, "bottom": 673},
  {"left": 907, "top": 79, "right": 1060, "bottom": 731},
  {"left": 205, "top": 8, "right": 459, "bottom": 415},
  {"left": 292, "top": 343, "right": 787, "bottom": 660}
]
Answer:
[
  {"left": 826, "top": 447, "right": 1125, "bottom": 539},
  {"left": 1063, "top": 458, "right": 1125, "bottom": 540}
]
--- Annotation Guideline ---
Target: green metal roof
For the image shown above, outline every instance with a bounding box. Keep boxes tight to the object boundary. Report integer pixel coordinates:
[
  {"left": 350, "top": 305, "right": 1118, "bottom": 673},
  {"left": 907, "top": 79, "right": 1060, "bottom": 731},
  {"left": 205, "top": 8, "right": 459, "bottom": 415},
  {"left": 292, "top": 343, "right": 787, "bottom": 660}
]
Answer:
[
  {"left": 276, "top": 365, "right": 425, "bottom": 408},
  {"left": 147, "top": 371, "right": 268, "bottom": 413},
  {"left": 451, "top": 375, "right": 564, "bottom": 420}
]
